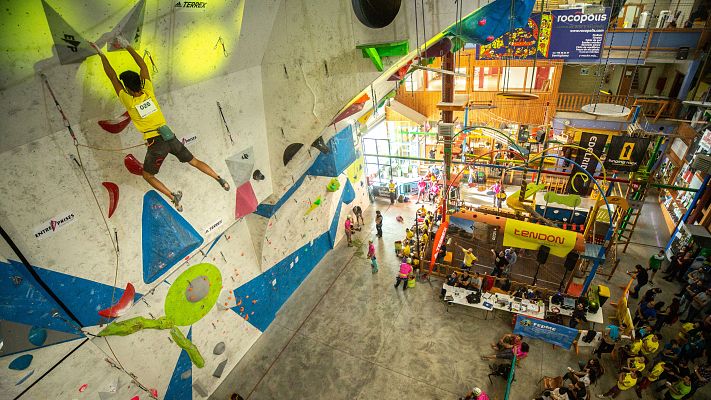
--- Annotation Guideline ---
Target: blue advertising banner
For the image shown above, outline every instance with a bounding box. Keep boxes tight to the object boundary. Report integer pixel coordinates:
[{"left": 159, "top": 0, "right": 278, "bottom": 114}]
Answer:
[
  {"left": 513, "top": 315, "right": 579, "bottom": 349},
  {"left": 476, "top": 8, "right": 610, "bottom": 60},
  {"left": 549, "top": 8, "right": 610, "bottom": 59}
]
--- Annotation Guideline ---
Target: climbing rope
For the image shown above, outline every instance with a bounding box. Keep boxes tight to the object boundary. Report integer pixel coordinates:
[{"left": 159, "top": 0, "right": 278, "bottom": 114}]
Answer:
[{"left": 41, "top": 74, "right": 155, "bottom": 396}]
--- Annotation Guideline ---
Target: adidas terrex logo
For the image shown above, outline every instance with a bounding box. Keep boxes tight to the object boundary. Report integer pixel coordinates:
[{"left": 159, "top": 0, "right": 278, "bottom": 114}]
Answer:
[{"left": 175, "top": 2, "right": 207, "bottom": 8}]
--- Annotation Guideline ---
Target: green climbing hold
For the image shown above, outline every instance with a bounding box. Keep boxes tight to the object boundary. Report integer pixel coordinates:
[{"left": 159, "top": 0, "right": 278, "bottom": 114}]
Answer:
[
  {"left": 170, "top": 327, "right": 205, "bottom": 368},
  {"left": 327, "top": 178, "right": 340, "bottom": 192},
  {"left": 98, "top": 316, "right": 174, "bottom": 337},
  {"left": 543, "top": 192, "right": 582, "bottom": 208}
]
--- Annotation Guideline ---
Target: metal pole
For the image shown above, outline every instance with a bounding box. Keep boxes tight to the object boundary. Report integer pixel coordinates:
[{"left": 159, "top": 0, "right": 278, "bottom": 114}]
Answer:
[{"left": 665, "top": 175, "right": 711, "bottom": 252}]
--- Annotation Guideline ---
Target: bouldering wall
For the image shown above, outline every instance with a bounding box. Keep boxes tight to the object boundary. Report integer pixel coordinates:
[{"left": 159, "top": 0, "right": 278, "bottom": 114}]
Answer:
[{"left": 0, "top": 0, "right": 486, "bottom": 398}]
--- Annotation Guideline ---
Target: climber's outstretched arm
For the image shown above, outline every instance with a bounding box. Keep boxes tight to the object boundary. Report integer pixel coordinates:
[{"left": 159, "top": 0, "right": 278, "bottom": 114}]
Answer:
[
  {"left": 125, "top": 45, "right": 150, "bottom": 81},
  {"left": 90, "top": 42, "right": 123, "bottom": 95}
]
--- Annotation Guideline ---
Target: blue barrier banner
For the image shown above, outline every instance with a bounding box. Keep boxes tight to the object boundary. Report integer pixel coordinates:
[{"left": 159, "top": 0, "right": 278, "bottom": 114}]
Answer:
[{"left": 513, "top": 315, "right": 578, "bottom": 349}]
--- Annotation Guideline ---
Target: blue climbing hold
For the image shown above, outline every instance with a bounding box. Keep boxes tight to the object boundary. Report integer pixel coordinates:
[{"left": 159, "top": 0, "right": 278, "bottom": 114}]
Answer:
[
  {"left": 28, "top": 327, "right": 47, "bottom": 347},
  {"left": 9, "top": 354, "right": 33, "bottom": 371},
  {"left": 142, "top": 191, "right": 203, "bottom": 284},
  {"left": 342, "top": 180, "right": 356, "bottom": 205}
]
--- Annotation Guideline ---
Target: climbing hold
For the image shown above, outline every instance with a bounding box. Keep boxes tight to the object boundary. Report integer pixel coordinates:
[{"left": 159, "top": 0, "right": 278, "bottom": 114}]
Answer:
[
  {"left": 212, "top": 359, "right": 228, "bottom": 378},
  {"left": 422, "top": 38, "right": 452, "bottom": 57},
  {"left": 213, "top": 342, "right": 225, "bottom": 355},
  {"left": 326, "top": 178, "right": 340, "bottom": 192},
  {"left": 332, "top": 94, "right": 369, "bottom": 124},
  {"left": 170, "top": 327, "right": 205, "bottom": 368},
  {"left": 98, "top": 282, "right": 135, "bottom": 318},
  {"left": 304, "top": 196, "right": 322, "bottom": 215},
  {"left": 479, "top": 18, "right": 487, "bottom": 26},
  {"left": 142, "top": 190, "right": 204, "bottom": 283},
  {"left": 235, "top": 182, "right": 258, "bottom": 219},
  {"left": 79, "top": 383, "right": 88, "bottom": 392},
  {"left": 101, "top": 182, "right": 120, "bottom": 218},
  {"left": 28, "top": 327, "right": 47, "bottom": 347},
  {"left": 150, "top": 388, "right": 158, "bottom": 398},
  {"left": 165, "top": 263, "right": 221, "bottom": 326},
  {"left": 342, "top": 180, "right": 356, "bottom": 204},
  {"left": 184, "top": 276, "right": 210, "bottom": 303},
  {"left": 98, "top": 111, "right": 131, "bottom": 134},
  {"left": 180, "top": 370, "right": 192, "bottom": 380},
  {"left": 396, "top": 216, "right": 404, "bottom": 223},
  {"left": 98, "top": 316, "right": 173, "bottom": 337},
  {"left": 9, "top": 354, "right": 33, "bottom": 370},
  {"left": 16, "top": 369, "right": 34, "bottom": 386},
  {"left": 486, "top": 35, "right": 495, "bottom": 42},
  {"left": 124, "top": 154, "right": 144, "bottom": 176}
]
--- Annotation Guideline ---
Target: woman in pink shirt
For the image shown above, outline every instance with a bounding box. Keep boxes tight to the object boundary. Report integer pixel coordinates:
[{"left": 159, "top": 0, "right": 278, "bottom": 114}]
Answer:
[
  {"left": 367, "top": 240, "right": 378, "bottom": 273},
  {"left": 481, "top": 342, "right": 529, "bottom": 361},
  {"left": 344, "top": 216, "right": 353, "bottom": 246},
  {"left": 394, "top": 258, "right": 412, "bottom": 291}
]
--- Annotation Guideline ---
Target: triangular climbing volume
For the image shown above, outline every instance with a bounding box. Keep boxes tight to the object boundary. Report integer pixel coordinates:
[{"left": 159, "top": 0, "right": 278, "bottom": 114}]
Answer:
[
  {"left": 107, "top": 0, "right": 146, "bottom": 52},
  {"left": 141, "top": 191, "right": 203, "bottom": 283},
  {"left": 41, "top": 0, "right": 94, "bottom": 64}
]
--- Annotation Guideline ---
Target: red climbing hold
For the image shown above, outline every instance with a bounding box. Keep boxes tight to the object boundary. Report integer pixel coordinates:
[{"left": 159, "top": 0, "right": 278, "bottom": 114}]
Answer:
[
  {"left": 98, "top": 111, "right": 131, "bottom": 134},
  {"left": 150, "top": 388, "right": 158, "bottom": 398},
  {"left": 486, "top": 35, "right": 495, "bottom": 42},
  {"left": 124, "top": 154, "right": 144, "bottom": 176},
  {"left": 101, "top": 182, "right": 119, "bottom": 218},
  {"left": 98, "top": 282, "right": 135, "bottom": 318},
  {"left": 479, "top": 18, "right": 487, "bottom": 26},
  {"left": 332, "top": 94, "right": 369, "bottom": 124},
  {"left": 78, "top": 383, "right": 88, "bottom": 392}
]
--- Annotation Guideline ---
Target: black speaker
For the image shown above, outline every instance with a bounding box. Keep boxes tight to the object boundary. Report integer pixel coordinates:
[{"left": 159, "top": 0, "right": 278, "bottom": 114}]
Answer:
[
  {"left": 564, "top": 251, "right": 580, "bottom": 271},
  {"left": 537, "top": 245, "right": 550, "bottom": 264}
]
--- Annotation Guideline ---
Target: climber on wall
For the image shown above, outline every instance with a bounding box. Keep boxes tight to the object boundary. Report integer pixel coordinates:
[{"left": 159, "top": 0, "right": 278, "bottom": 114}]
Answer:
[{"left": 90, "top": 36, "right": 229, "bottom": 212}]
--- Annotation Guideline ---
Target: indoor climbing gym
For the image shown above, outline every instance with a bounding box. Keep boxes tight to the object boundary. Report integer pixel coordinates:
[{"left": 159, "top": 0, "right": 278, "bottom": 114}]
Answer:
[{"left": 3, "top": 0, "right": 711, "bottom": 399}]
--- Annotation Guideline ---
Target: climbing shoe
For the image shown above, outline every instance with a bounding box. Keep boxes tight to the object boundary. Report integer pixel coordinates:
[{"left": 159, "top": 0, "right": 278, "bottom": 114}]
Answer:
[{"left": 217, "top": 177, "right": 230, "bottom": 191}]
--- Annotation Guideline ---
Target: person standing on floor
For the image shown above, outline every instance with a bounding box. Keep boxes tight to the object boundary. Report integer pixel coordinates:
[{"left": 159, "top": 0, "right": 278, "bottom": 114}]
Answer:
[
  {"left": 367, "top": 239, "right": 378, "bottom": 273},
  {"left": 375, "top": 210, "right": 383, "bottom": 238},
  {"left": 597, "top": 370, "right": 636, "bottom": 399},
  {"left": 649, "top": 250, "right": 666, "bottom": 285},
  {"left": 460, "top": 386, "right": 489, "bottom": 400},
  {"left": 394, "top": 258, "right": 412, "bottom": 290},
  {"left": 658, "top": 375, "right": 692, "bottom": 400},
  {"left": 490, "top": 248, "right": 509, "bottom": 277},
  {"left": 681, "top": 288, "right": 711, "bottom": 322},
  {"left": 628, "top": 264, "right": 649, "bottom": 299},
  {"left": 388, "top": 180, "right": 397, "bottom": 204},
  {"left": 416, "top": 177, "right": 427, "bottom": 204},
  {"left": 344, "top": 216, "right": 353, "bottom": 246},
  {"left": 352, "top": 205, "right": 364, "bottom": 228}
]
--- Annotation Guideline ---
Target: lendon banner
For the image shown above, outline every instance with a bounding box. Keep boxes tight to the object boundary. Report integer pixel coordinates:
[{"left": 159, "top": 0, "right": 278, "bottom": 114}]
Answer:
[
  {"left": 503, "top": 219, "right": 577, "bottom": 257},
  {"left": 513, "top": 315, "right": 579, "bottom": 349}
]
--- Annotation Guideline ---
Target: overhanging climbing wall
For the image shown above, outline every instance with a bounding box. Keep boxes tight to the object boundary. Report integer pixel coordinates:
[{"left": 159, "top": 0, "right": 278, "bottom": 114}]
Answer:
[{"left": 0, "top": 0, "right": 485, "bottom": 398}]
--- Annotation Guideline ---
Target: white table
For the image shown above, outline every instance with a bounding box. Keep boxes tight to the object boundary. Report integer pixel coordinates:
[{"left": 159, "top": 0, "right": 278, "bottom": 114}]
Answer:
[
  {"left": 442, "top": 284, "right": 494, "bottom": 317},
  {"left": 442, "top": 284, "right": 545, "bottom": 320},
  {"left": 548, "top": 297, "right": 604, "bottom": 325}
]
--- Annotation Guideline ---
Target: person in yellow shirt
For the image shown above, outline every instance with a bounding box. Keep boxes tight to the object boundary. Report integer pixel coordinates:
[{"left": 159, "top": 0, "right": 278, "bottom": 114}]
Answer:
[
  {"left": 388, "top": 180, "right": 397, "bottom": 204},
  {"left": 597, "top": 370, "right": 636, "bottom": 398},
  {"left": 625, "top": 356, "right": 646, "bottom": 373},
  {"left": 640, "top": 334, "right": 659, "bottom": 355},
  {"left": 458, "top": 246, "right": 477, "bottom": 271},
  {"left": 635, "top": 361, "right": 666, "bottom": 397},
  {"left": 92, "top": 37, "right": 229, "bottom": 212},
  {"left": 405, "top": 228, "right": 414, "bottom": 241}
]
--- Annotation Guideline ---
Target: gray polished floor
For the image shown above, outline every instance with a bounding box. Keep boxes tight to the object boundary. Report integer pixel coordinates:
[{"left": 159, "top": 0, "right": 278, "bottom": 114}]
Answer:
[{"left": 213, "top": 191, "right": 709, "bottom": 400}]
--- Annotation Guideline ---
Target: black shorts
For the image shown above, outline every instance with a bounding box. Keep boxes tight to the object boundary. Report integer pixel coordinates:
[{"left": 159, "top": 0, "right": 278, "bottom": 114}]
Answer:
[{"left": 144, "top": 134, "right": 194, "bottom": 175}]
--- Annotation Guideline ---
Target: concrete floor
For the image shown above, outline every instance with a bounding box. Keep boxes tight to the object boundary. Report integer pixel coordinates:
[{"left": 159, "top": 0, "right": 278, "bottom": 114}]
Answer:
[{"left": 213, "top": 191, "right": 709, "bottom": 400}]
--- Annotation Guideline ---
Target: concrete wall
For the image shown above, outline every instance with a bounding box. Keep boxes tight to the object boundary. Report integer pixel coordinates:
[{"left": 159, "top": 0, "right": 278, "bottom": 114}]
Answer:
[{"left": 0, "top": 0, "right": 484, "bottom": 398}]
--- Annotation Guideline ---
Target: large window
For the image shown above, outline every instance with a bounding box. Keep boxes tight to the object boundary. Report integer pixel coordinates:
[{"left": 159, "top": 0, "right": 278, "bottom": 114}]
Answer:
[
  {"left": 426, "top": 67, "right": 467, "bottom": 92},
  {"left": 421, "top": 65, "right": 555, "bottom": 92}
]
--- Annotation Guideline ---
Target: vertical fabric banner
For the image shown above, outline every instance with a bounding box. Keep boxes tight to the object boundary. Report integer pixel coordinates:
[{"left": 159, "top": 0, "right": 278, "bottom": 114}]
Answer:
[
  {"left": 513, "top": 315, "right": 579, "bottom": 349},
  {"left": 604, "top": 136, "right": 651, "bottom": 172},
  {"left": 428, "top": 220, "right": 449, "bottom": 273},
  {"left": 566, "top": 132, "right": 607, "bottom": 195}
]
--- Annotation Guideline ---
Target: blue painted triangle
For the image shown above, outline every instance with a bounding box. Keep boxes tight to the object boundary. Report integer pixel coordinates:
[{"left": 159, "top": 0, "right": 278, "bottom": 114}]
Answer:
[
  {"left": 164, "top": 328, "right": 193, "bottom": 400},
  {"left": 342, "top": 180, "right": 356, "bottom": 205},
  {"left": 32, "top": 265, "right": 143, "bottom": 328},
  {"left": 1, "top": 259, "right": 79, "bottom": 335},
  {"left": 142, "top": 190, "right": 203, "bottom": 284}
]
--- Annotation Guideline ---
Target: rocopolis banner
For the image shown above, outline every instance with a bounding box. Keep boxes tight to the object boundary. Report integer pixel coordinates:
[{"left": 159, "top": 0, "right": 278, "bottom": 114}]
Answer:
[{"left": 503, "top": 218, "right": 579, "bottom": 257}]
